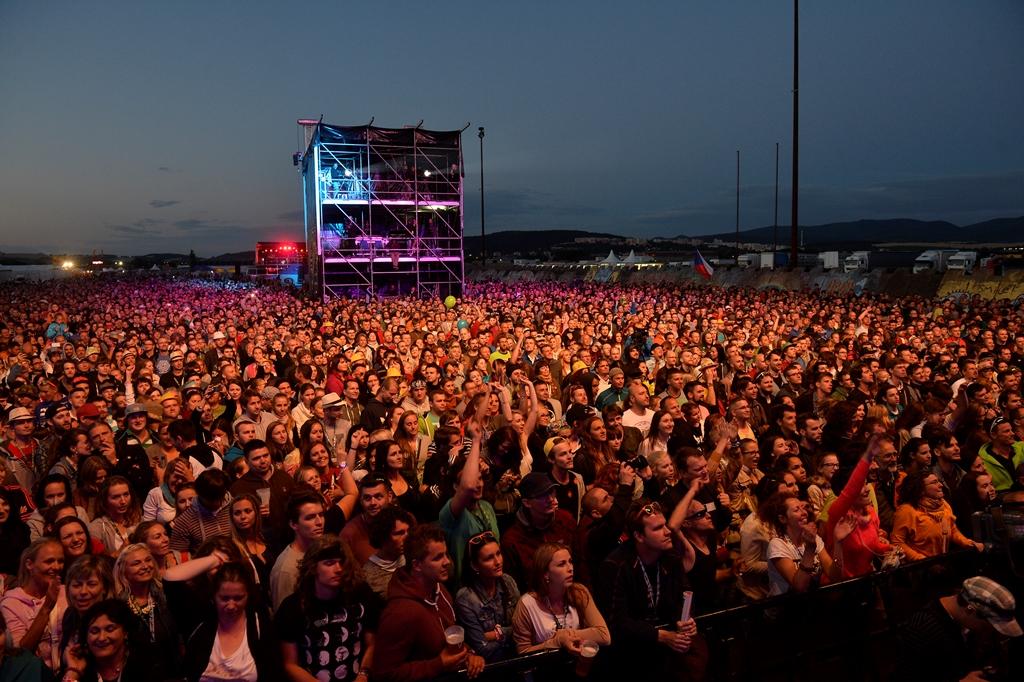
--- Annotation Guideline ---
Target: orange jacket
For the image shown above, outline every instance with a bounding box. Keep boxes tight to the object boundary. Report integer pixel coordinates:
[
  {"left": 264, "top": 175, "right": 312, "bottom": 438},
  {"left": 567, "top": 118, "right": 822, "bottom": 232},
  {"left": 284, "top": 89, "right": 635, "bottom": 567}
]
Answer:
[{"left": 891, "top": 501, "right": 973, "bottom": 561}]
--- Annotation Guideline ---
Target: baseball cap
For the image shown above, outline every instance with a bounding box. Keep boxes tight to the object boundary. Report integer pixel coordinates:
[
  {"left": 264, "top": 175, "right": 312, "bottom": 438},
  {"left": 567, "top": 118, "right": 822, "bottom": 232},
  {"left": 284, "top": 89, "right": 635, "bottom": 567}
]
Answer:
[
  {"left": 961, "top": 576, "right": 1022, "bottom": 637},
  {"left": 543, "top": 437, "right": 569, "bottom": 458},
  {"left": 124, "top": 403, "right": 148, "bottom": 417},
  {"left": 46, "top": 401, "right": 72, "bottom": 420},
  {"left": 410, "top": 380, "right": 427, "bottom": 390},
  {"left": 519, "top": 472, "right": 559, "bottom": 499}
]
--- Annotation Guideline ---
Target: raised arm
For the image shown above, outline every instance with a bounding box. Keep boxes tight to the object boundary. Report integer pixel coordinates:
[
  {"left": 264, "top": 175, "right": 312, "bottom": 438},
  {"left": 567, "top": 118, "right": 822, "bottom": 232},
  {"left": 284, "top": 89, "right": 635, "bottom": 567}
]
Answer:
[
  {"left": 522, "top": 380, "right": 539, "bottom": 435},
  {"left": 450, "top": 420, "right": 483, "bottom": 518},
  {"left": 703, "top": 366, "right": 718, "bottom": 407},
  {"left": 826, "top": 438, "right": 878, "bottom": 536},
  {"left": 163, "top": 551, "right": 226, "bottom": 582},
  {"left": 333, "top": 464, "right": 359, "bottom": 520},
  {"left": 497, "top": 385, "right": 515, "bottom": 422},
  {"left": 667, "top": 477, "right": 702, "bottom": 572},
  {"left": 509, "top": 331, "right": 526, "bottom": 366}
]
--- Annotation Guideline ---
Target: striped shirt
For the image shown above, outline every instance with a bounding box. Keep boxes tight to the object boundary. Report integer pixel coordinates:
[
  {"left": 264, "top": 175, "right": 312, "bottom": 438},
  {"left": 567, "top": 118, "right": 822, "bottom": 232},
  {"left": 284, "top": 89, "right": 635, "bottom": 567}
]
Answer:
[{"left": 170, "top": 499, "right": 233, "bottom": 553}]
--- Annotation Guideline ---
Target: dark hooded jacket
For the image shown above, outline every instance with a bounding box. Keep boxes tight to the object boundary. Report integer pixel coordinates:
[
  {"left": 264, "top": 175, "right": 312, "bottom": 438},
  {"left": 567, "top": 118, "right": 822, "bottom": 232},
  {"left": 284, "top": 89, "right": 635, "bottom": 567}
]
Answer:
[{"left": 374, "top": 566, "right": 458, "bottom": 682}]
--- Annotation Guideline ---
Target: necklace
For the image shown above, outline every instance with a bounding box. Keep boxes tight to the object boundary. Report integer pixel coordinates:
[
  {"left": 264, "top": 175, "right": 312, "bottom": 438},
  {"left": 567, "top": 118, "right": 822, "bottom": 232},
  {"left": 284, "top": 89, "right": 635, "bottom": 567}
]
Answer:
[
  {"left": 127, "top": 593, "right": 156, "bottom": 637},
  {"left": 99, "top": 654, "right": 126, "bottom": 682},
  {"left": 544, "top": 595, "right": 570, "bottom": 631}
]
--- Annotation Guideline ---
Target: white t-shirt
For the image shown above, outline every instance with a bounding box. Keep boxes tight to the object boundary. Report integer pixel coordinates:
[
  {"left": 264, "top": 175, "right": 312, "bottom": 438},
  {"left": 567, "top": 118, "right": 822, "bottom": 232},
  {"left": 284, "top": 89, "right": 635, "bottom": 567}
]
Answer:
[
  {"left": 270, "top": 544, "right": 304, "bottom": 611},
  {"left": 517, "top": 593, "right": 581, "bottom": 645},
  {"left": 622, "top": 408, "right": 655, "bottom": 434},
  {"left": 201, "top": 626, "right": 258, "bottom": 682},
  {"left": 766, "top": 535, "right": 824, "bottom": 596}
]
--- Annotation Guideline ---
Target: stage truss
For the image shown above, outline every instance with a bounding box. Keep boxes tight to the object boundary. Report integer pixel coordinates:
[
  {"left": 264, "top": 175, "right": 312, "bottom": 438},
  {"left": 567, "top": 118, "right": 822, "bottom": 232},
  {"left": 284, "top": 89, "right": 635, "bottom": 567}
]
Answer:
[{"left": 298, "top": 122, "right": 465, "bottom": 300}]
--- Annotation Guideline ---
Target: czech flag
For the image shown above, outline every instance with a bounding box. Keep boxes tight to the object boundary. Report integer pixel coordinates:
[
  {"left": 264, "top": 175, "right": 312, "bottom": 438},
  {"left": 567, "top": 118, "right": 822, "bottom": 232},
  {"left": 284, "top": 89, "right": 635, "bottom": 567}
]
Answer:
[{"left": 694, "top": 249, "right": 714, "bottom": 280}]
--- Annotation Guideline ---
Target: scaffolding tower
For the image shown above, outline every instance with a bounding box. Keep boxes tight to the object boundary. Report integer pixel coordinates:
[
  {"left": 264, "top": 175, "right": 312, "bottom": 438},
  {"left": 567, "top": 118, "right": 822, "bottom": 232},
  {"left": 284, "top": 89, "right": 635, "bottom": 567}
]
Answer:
[{"left": 298, "top": 122, "right": 465, "bottom": 300}]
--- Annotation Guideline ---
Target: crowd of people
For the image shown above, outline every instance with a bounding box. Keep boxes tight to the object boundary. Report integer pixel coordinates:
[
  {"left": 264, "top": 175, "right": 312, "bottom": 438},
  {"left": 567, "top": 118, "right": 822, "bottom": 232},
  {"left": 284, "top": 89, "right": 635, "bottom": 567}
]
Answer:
[{"left": 0, "top": 273, "right": 1021, "bottom": 681}]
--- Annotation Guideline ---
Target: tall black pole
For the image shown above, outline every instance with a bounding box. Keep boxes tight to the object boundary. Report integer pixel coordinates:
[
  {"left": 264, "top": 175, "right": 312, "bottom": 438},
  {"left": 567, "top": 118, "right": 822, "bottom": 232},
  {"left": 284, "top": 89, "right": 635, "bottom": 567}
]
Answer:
[
  {"left": 735, "top": 149, "right": 740, "bottom": 251},
  {"left": 790, "top": 0, "right": 799, "bottom": 264},
  {"left": 774, "top": 142, "right": 779, "bottom": 253},
  {"left": 478, "top": 127, "right": 486, "bottom": 264}
]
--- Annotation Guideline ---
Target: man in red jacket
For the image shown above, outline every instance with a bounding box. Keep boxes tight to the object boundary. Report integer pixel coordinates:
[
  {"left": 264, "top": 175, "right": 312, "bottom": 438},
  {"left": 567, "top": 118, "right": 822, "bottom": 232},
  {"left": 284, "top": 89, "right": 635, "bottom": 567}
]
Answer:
[
  {"left": 375, "top": 525, "right": 485, "bottom": 681},
  {"left": 500, "top": 472, "right": 578, "bottom": 586}
]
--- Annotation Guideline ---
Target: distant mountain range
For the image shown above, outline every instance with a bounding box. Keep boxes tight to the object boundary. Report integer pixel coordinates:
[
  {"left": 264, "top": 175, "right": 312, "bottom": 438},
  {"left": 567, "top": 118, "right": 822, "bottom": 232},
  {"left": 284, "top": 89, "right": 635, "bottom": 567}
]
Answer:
[
  {"left": 463, "top": 230, "right": 623, "bottom": 255},
  {"left": 698, "top": 216, "right": 1024, "bottom": 246},
  {"left": 3, "top": 216, "right": 1021, "bottom": 265}
]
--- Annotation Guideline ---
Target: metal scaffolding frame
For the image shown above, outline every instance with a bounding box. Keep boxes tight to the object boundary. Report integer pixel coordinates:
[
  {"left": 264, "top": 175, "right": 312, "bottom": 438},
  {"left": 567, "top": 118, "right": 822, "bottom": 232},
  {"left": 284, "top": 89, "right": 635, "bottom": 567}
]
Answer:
[{"left": 299, "top": 123, "right": 465, "bottom": 300}]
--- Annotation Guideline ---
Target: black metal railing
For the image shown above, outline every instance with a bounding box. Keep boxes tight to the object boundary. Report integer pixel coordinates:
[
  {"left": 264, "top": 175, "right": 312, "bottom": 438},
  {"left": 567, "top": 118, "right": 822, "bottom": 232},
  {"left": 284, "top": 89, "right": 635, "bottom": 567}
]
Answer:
[{"left": 435, "top": 547, "right": 1022, "bottom": 681}]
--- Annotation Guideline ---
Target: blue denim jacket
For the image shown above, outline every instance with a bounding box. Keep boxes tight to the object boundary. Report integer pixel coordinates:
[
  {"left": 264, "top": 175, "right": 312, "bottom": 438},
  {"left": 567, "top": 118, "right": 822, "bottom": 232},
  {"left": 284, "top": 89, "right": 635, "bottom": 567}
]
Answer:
[{"left": 454, "top": 575, "right": 520, "bottom": 662}]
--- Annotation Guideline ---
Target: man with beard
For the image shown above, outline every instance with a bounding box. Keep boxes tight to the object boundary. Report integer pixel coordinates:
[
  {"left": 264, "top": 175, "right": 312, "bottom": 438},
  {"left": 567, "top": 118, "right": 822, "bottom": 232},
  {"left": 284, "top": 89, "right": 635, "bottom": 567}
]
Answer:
[
  {"left": 34, "top": 401, "right": 77, "bottom": 480},
  {"left": 361, "top": 377, "right": 399, "bottom": 431}
]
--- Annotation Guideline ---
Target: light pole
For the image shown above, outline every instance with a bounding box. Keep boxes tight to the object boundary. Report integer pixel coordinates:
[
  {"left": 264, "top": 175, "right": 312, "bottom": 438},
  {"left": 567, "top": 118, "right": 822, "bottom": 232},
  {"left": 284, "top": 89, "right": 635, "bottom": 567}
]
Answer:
[
  {"left": 774, "top": 141, "right": 779, "bottom": 253},
  {"left": 791, "top": 0, "right": 799, "bottom": 264},
  {"left": 478, "top": 127, "right": 486, "bottom": 264},
  {"left": 735, "top": 150, "right": 740, "bottom": 251}
]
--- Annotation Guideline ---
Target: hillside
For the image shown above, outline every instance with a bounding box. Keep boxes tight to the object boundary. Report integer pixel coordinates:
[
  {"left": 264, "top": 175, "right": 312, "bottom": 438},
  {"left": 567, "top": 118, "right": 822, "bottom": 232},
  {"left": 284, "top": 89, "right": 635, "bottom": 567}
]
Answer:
[{"left": 699, "top": 216, "right": 1024, "bottom": 245}]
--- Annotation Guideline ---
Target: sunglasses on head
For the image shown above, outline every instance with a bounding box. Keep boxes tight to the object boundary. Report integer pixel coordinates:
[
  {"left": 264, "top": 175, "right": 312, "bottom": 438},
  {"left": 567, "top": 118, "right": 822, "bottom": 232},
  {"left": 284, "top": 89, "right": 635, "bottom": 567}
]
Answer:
[
  {"left": 639, "top": 502, "right": 663, "bottom": 517},
  {"left": 468, "top": 531, "right": 496, "bottom": 547}
]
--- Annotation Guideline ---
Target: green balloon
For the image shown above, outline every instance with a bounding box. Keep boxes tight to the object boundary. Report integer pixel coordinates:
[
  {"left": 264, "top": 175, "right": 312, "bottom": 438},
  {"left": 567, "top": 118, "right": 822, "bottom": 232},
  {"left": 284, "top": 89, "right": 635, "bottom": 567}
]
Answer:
[{"left": 444, "top": 295, "right": 457, "bottom": 309}]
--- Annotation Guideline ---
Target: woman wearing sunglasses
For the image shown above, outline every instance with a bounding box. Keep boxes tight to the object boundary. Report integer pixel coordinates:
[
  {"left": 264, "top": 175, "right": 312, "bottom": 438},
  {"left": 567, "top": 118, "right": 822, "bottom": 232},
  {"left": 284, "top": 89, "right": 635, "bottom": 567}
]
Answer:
[
  {"left": 454, "top": 531, "right": 520, "bottom": 663},
  {"left": 677, "top": 495, "right": 721, "bottom": 615}
]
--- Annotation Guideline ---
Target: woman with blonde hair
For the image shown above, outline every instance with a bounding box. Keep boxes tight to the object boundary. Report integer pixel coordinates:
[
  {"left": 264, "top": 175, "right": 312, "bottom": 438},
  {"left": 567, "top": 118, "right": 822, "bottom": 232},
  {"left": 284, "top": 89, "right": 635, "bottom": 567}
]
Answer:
[
  {"left": 132, "top": 520, "right": 188, "bottom": 575},
  {"left": 113, "top": 542, "right": 180, "bottom": 673},
  {"left": 0, "top": 537, "right": 66, "bottom": 670},
  {"left": 511, "top": 542, "right": 610, "bottom": 655}
]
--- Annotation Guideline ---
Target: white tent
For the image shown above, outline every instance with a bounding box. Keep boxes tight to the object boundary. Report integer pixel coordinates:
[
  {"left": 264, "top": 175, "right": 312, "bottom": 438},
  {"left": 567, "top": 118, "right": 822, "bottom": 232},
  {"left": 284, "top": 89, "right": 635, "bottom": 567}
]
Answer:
[{"left": 599, "top": 250, "right": 621, "bottom": 264}]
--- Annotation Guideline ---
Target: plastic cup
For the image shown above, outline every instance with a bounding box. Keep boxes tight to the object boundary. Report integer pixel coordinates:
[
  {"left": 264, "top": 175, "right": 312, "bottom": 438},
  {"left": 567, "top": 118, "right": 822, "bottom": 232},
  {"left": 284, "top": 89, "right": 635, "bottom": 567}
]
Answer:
[
  {"left": 576, "top": 640, "right": 599, "bottom": 676},
  {"left": 444, "top": 625, "right": 465, "bottom": 653},
  {"left": 257, "top": 488, "right": 271, "bottom": 508}
]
